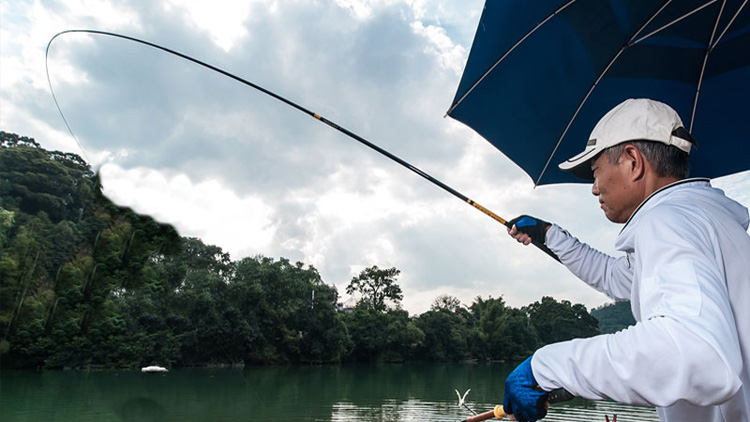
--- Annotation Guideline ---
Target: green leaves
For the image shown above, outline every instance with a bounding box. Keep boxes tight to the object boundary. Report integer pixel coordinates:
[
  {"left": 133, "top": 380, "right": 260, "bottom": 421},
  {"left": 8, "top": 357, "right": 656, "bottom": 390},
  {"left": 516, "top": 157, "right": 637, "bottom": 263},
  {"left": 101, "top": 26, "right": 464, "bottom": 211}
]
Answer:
[
  {"left": 526, "top": 296, "right": 600, "bottom": 344},
  {"left": 346, "top": 265, "right": 403, "bottom": 312},
  {"left": 590, "top": 300, "right": 636, "bottom": 334}
]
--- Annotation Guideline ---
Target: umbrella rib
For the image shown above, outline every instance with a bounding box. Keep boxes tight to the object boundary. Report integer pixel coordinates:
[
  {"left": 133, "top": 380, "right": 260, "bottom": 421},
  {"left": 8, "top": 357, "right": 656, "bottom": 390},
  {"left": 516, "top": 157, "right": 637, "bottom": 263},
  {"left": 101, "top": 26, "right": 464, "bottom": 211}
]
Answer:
[
  {"left": 534, "top": 51, "right": 623, "bottom": 186},
  {"left": 691, "top": 0, "right": 726, "bottom": 132},
  {"left": 535, "top": 0, "right": 674, "bottom": 186},
  {"left": 712, "top": 0, "right": 747, "bottom": 49},
  {"left": 630, "top": 0, "right": 719, "bottom": 46},
  {"left": 445, "top": 0, "right": 577, "bottom": 116}
]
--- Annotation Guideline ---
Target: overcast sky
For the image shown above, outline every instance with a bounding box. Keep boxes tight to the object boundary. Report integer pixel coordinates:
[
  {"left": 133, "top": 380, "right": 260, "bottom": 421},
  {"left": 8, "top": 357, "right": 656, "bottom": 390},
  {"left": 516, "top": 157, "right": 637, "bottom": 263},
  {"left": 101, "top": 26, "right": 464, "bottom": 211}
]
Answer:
[{"left": 2, "top": 0, "right": 748, "bottom": 315}]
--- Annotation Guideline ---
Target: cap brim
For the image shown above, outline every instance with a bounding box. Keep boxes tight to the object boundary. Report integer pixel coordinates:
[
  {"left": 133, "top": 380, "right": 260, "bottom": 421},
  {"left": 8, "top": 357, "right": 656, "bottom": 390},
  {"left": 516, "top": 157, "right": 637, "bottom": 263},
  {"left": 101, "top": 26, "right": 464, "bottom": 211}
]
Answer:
[{"left": 558, "top": 147, "right": 599, "bottom": 181}]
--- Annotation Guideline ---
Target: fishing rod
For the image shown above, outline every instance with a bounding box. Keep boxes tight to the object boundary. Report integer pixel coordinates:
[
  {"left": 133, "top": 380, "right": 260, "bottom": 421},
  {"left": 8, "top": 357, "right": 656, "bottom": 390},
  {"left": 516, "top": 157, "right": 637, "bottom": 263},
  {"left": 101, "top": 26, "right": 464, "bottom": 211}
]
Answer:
[{"left": 46, "top": 29, "right": 559, "bottom": 261}]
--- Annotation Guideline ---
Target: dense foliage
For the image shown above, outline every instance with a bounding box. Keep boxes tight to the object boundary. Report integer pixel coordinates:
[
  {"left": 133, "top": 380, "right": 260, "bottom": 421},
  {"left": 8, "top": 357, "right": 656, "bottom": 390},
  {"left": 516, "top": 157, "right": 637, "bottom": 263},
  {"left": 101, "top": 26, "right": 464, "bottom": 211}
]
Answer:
[
  {"left": 0, "top": 131, "right": 600, "bottom": 369},
  {"left": 591, "top": 300, "right": 636, "bottom": 333}
]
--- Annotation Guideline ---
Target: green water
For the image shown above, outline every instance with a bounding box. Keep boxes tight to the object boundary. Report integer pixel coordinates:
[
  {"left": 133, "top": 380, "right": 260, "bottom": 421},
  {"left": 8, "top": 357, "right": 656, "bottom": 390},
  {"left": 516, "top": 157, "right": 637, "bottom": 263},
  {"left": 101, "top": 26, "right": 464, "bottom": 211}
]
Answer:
[{"left": 1, "top": 364, "right": 658, "bottom": 421}]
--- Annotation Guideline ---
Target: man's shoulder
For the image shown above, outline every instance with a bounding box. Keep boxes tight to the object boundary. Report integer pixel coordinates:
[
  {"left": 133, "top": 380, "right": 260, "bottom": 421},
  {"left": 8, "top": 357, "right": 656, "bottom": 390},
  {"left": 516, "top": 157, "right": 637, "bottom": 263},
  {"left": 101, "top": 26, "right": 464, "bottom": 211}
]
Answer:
[
  {"left": 623, "top": 190, "right": 710, "bottom": 243},
  {"left": 634, "top": 185, "right": 702, "bottom": 223},
  {"left": 635, "top": 182, "right": 746, "bottom": 240}
]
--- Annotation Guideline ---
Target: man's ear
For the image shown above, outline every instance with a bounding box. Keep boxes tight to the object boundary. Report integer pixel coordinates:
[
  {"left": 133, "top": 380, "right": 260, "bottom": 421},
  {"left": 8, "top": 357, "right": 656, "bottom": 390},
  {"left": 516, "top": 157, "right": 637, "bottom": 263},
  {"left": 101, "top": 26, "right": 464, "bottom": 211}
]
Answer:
[{"left": 622, "top": 144, "right": 645, "bottom": 181}]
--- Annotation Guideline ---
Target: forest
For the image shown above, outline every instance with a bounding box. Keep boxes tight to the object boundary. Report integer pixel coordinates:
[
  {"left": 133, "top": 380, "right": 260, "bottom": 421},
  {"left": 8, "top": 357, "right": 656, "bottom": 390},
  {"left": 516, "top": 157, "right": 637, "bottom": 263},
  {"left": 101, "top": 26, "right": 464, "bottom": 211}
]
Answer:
[{"left": 0, "top": 131, "right": 634, "bottom": 369}]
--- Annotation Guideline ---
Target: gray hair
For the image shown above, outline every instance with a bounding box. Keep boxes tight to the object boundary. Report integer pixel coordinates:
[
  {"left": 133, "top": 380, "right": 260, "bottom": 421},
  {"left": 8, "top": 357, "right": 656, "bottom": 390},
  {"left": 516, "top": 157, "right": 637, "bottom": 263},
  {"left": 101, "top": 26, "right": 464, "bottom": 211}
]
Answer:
[{"left": 604, "top": 140, "right": 690, "bottom": 179}]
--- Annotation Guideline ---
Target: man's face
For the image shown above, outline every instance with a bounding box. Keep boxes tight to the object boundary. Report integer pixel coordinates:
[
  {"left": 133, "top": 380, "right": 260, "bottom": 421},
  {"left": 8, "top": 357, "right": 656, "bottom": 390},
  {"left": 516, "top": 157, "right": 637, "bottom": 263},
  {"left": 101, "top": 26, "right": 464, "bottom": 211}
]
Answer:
[{"left": 590, "top": 151, "right": 638, "bottom": 223}]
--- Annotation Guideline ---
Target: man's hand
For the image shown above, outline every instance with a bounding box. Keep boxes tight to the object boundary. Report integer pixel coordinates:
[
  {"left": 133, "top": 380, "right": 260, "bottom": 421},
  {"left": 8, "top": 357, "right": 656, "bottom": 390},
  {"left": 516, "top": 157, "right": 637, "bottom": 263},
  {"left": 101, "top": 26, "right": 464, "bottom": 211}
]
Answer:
[
  {"left": 507, "top": 215, "right": 551, "bottom": 246},
  {"left": 503, "top": 356, "right": 549, "bottom": 422}
]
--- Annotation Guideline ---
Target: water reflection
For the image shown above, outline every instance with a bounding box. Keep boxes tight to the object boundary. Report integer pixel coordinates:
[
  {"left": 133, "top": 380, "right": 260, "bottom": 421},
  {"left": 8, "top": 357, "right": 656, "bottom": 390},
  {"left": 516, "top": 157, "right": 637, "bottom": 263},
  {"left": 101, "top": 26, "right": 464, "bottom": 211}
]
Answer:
[
  {"left": 1, "top": 364, "right": 658, "bottom": 421},
  {"left": 546, "top": 401, "right": 660, "bottom": 422},
  {"left": 116, "top": 398, "right": 166, "bottom": 422},
  {"left": 328, "top": 398, "right": 659, "bottom": 422}
]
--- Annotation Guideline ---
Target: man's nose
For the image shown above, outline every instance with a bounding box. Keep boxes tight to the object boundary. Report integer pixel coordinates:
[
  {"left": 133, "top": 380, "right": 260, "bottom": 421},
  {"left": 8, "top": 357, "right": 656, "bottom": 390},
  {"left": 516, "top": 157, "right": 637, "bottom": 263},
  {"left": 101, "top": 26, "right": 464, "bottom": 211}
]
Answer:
[{"left": 591, "top": 180, "right": 599, "bottom": 196}]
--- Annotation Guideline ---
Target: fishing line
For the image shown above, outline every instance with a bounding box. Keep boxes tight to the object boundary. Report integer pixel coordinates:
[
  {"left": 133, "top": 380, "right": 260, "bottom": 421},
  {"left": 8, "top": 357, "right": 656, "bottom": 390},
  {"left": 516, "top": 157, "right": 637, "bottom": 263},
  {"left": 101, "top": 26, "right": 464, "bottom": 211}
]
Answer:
[
  {"left": 45, "top": 33, "right": 91, "bottom": 164},
  {"left": 45, "top": 29, "right": 559, "bottom": 261}
]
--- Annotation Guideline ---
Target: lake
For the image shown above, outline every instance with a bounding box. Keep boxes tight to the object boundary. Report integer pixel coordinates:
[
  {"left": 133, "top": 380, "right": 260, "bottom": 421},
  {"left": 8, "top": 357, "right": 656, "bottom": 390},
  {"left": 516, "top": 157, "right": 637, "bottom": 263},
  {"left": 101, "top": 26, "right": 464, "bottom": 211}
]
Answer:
[{"left": 1, "top": 363, "right": 659, "bottom": 421}]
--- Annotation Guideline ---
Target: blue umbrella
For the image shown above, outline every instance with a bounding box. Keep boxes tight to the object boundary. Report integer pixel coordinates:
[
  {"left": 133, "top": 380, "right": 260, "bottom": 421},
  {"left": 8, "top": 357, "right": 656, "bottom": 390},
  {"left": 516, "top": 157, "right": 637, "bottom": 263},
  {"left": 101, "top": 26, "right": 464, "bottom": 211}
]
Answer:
[{"left": 447, "top": 0, "right": 749, "bottom": 185}]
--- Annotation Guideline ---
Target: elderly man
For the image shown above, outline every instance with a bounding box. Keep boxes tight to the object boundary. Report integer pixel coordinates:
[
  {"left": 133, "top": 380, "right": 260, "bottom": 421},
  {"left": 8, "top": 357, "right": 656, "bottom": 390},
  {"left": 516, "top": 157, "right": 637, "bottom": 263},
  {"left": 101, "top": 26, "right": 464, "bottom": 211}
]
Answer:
[{"left": 503, "top": 98, "right": 750, "bottom": 422}]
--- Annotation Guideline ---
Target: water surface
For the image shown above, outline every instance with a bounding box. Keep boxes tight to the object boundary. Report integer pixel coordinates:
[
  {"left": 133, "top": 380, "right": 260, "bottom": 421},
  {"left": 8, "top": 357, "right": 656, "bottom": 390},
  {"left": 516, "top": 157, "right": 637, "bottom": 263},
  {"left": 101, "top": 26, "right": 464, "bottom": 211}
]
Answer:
[{"left": 1, "top": 363, "right": 658, "bottom": 421}]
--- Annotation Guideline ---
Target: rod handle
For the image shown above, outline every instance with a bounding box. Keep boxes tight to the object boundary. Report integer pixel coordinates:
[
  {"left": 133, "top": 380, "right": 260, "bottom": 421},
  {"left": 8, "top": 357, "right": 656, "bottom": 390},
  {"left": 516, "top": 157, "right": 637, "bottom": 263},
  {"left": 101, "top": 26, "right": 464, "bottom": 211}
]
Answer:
[
  {"left": 461, "top": 405, "right": 508, "bottom": 422},
  {"left": 547, "top": 388, "right": 575, "bottom": 403},
  {"left": 502, "top": 220, "right": 560, "bottom": 263},
  {"left": 459, "top": 388, "right": 574, "bottom": 422}
]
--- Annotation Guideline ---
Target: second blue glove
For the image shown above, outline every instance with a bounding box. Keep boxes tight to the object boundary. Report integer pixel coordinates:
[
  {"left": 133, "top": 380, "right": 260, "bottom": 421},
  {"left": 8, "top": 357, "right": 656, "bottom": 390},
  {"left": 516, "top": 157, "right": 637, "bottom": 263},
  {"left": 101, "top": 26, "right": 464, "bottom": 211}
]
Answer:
[{"left": 503, "top": 355, "right": 548, "bottom": 422}]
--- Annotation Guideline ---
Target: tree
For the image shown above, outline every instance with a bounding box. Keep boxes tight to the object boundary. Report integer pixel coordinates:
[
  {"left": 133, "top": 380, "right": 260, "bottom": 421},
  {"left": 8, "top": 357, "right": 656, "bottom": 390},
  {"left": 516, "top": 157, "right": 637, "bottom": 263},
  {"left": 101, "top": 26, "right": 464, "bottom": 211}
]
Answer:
[
  {"left": 591, "top": 301, "right": 636, "bottom": 333},
  {"left": 495, "top": 307, "right": 538, "bottom": 361},
  {"left": 0, "top": 132, "right": 94, "bottom": 224},
  {"left": 414, "top": 309, "right": 468, "bottom": 362},
  {"left": 341, "top": 307, "right": 388, "bottom": 362},
  {"left": 0, "top": 208, "right": 13, "bottom": 247},
  {"left": 346, "top": 266, "right": 403, "bottom": 312},
  {"left": 430, "top": 294, "right": 463, "bottom": 312},
  {"left": 383, "top": 309, "right": 424, "bottom": 362},
  {"left": 0, "top": 132, "right": 185, "bottom": 368},
  {"left": 526, "top": 296, "right": 600, "bottom": 344}
]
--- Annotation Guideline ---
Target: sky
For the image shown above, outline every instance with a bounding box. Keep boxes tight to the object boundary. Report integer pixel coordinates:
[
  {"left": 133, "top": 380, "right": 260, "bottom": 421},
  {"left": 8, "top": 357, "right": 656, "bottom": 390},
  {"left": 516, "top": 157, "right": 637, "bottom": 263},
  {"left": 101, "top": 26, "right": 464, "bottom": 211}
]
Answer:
[{"left": 2, "top": 0, "right": 748, "bottom": 315}]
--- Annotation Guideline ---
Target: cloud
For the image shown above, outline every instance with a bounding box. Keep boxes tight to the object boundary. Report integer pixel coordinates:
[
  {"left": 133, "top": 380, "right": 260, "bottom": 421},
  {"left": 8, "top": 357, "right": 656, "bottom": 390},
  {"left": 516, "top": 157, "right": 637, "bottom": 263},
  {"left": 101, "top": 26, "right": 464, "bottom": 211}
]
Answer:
[
  {"left": 100, "top": 164, "right": 276, "bottom": 258},
  {"left": 3, "top": 0, "right": 748, "bottom": 317},
  {"left": 161, "top": 0, "right": 253, "bottom": 51}
]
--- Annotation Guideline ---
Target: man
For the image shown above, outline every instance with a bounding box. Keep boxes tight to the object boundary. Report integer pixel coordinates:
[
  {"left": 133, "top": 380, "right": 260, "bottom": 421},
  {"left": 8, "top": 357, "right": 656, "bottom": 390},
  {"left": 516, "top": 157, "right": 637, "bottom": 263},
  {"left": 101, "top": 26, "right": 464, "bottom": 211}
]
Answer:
[{"left": 503, "top": 98, "right": 750, "bottom": 422}]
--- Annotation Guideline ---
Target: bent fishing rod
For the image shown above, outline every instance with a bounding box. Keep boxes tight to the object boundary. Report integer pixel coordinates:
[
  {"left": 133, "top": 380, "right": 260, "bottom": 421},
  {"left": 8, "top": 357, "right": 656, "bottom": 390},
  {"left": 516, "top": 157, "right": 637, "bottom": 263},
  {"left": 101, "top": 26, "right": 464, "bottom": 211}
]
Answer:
[{"left": 46, "top": 29, "right": 558, "bottom": 261}]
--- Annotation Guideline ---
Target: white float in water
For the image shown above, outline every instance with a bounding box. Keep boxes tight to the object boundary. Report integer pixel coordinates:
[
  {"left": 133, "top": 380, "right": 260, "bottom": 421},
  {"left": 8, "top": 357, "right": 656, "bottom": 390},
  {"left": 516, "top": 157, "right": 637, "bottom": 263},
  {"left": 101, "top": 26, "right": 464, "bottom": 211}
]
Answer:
[{"left": 141, "top": 366, "right": 168, "bottom": 373}]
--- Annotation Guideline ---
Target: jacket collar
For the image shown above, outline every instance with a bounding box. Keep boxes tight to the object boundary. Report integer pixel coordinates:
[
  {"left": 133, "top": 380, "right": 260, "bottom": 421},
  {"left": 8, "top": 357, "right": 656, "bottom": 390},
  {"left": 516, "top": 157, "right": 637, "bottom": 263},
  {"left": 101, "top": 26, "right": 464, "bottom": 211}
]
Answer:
[{"left": 620, "top": 178, "right": 711, "bottom": 233}]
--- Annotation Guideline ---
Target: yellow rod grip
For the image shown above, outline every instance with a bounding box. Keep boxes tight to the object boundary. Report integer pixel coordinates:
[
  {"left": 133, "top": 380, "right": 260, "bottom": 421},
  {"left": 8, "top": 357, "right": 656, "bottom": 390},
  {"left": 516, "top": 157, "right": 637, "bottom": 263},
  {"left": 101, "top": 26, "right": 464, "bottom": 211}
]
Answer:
[
  {"left": 494, "top": 405, "right": 507, "bottom": 419},
  {"left": 467, "top": 200, "right": 508, "bottom": 225}
]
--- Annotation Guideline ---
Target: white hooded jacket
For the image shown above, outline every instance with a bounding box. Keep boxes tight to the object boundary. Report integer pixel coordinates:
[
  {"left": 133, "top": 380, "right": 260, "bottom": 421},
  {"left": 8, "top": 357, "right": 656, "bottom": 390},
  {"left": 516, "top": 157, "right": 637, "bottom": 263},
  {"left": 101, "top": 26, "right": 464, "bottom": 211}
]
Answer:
[{"left": 532, "top": 179, "right": 750, "bottom": 422}]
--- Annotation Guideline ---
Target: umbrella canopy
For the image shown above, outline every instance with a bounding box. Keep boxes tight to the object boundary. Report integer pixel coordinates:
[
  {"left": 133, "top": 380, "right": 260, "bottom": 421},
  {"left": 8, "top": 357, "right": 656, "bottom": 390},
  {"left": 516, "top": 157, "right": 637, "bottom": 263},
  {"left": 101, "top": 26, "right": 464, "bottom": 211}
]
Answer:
[{"left": 447, "top": 0, "right": 749, "bottom": 185}]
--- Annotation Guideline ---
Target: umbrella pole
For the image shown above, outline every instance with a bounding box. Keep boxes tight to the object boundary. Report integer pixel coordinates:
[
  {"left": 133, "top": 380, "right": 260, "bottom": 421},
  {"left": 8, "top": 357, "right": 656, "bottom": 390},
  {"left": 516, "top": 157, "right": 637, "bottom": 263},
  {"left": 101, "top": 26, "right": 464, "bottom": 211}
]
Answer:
[{"left": 47, "top": 29, "right": 558, "bottom": 262}]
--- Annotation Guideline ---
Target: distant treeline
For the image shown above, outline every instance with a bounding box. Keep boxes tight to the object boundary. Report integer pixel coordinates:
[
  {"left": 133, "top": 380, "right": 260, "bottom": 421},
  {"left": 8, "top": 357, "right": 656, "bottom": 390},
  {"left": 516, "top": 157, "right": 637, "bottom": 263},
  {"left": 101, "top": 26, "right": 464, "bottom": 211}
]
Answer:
[
  {"left": 0, "top": 131, "right": 632, "bottom": 369},
  {"left": 591, "top": 300, "right": 636, "bottom": 334}
]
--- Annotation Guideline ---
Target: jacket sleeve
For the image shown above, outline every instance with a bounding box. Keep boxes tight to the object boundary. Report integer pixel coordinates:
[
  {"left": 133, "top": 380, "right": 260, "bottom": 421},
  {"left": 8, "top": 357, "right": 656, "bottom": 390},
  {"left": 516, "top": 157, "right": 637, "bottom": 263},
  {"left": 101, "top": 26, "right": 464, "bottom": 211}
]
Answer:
[
  {"left": 545, "top": 224, "right": 632, "bottom": 300},
  {"left": 533, "top": 210, "right": 743, "bottom": 407},
  {"left": 531, "top": 318, "right": 741, "bottom": 406}
]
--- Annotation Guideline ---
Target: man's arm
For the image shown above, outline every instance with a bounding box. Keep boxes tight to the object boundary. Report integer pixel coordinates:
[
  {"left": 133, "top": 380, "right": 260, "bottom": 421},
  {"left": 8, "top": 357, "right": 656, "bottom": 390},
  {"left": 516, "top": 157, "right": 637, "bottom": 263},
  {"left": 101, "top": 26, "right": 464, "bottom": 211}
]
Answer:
[
  {"left": 545, "top": 225, "right": 632, "bottom": 300},
  {"left": 532, "top": 317, "right": 741, "bottom": 407},
  {"left": 508, "top": 216, "right": 632, "bottom": 300},
  {"left": 532, "top": 209, "right": 743, "bottom": 407}
]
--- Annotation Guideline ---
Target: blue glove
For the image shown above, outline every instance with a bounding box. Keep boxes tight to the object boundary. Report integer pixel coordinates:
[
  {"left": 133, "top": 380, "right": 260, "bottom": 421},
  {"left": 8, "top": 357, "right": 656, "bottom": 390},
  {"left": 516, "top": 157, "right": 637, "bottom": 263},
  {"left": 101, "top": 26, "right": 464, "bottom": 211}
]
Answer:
[
  {"left": 503, "top": 356, "right": 548, "bottom": 422},
  {"left": 507, "top": 215, "right": 551, "bottom": 246}
]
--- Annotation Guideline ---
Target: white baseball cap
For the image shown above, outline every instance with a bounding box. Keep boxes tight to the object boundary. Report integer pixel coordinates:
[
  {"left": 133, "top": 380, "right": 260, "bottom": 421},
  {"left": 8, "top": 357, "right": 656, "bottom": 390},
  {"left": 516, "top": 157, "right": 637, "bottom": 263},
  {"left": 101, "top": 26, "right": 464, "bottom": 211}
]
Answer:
[{"left": 558, "top": 98, "right": 695, "bottom": 180}]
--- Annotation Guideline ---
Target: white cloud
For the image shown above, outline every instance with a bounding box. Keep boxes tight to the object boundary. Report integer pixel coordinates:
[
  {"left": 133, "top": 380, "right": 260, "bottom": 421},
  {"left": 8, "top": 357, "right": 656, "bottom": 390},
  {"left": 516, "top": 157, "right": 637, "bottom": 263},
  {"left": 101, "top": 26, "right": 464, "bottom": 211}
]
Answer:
[
  {"left": 99, "top": 164, "right": 276, "bottom": 260},
  {"left": 2, "top": 0, "right": 139, "bottom": 90},
  {"left": 1, "top": 0, "right": 141, "bottom": 156},
  {"left": 411, "top": 21, "right": 467, "bottom": 75},
  {"left": 334, "top": 0, "right": 378, "bottom": 20},
  {"left": 162, "top": 0, "right": 254, "bottom": 51}
]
